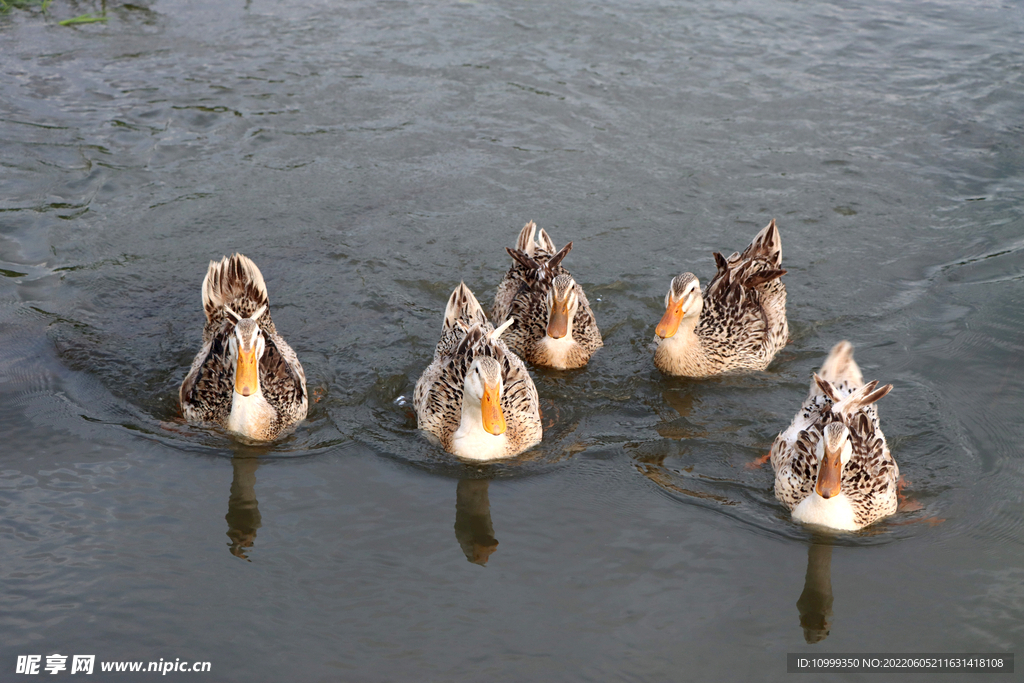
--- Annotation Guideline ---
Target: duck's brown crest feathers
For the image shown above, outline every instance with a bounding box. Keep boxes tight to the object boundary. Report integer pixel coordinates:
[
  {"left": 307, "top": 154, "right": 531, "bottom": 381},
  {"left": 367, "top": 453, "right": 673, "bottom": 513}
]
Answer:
[
  {"left": 452, "top": 323, "right": 505, "bottom": 363},
  {"left": 813, "top": 373, "right": 843, "bottom": 403},
  {"left": 713, "top": 251, "right": 729, "bottom": 275},
  {"left": 505, "top": 246, "right": 537, "bottom": 271},
  {"left": 202, "top": 254, "right": 271, "bottom": 324},
  {"left": 813, "top": 374, "right": 893, "bottom": 422},
  {"left": 546, "top": 241, "right": 573, "bottom": 271},
  {"left": 836, "top": 380, "right": 893, "bottom": 418},
  {"left": 505, "top": 240, "right": 573, "bottom": 286},
  {"left": 744, "top": 268, "right": 787, "bottom": 288}
]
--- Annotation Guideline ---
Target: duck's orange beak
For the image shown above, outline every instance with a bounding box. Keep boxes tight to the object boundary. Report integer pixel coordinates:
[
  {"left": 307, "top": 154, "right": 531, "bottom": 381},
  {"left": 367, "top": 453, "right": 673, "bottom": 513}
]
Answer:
[
  {"left": 656, "top": 300, "right": 685, "bottom": 339},
  {"left": 481, "top": 381, "right": 506, "bottom": 436},
  {"left": 235, "top": 347, "right": 259, "bottom": 397},
  {"left": 547, "top": 298, "right": 570, "bottom": 339},
  {"left": 815, "top": 447, "right": 843, "bottom": 499}
]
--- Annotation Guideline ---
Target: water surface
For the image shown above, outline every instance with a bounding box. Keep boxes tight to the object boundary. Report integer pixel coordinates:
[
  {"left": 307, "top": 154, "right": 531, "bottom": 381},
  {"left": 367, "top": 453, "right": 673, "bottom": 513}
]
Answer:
[{"left": 1, "top": 0, "right": 1022, "bottom": 679}]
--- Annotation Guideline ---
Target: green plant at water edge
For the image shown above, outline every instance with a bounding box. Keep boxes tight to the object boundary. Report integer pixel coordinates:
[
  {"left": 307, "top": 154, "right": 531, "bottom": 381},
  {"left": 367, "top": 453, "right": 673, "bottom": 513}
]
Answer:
[
  {"left": 0, "top": 0, "right": 51, "bottom": 14},
  {"left": 0, "top": 0, "right": 108, "bottom": 25},
  {"left": 59, "top": 12, "right": 106, "bottom": 24}
]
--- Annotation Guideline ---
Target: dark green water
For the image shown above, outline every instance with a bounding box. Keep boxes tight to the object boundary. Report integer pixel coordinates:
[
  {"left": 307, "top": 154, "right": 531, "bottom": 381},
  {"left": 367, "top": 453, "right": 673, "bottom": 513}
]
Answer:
[{"left": 1, "top": 0, "right": 1021, "bottom": 680}]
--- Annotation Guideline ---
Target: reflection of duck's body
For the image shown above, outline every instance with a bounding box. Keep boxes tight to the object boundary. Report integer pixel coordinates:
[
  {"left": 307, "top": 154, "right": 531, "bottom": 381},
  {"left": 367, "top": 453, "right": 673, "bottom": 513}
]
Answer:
[
  {"left": 796, "top": 541, "right": 834, "bottom": 643},
  {"left": 414, "top": 283, "right": 542, "bottom": 460},
  {"left": 653, "top": 220, "right": 787, "bottom": 376},
  {"left": 180, "top": 254, "right": 307, "bottom": 441},
  {"left": 226, "top": 456, "right": 262, "bottom": 560},
  {"left": 771, "top": 341, "right": 897, "bottom": 531},
  {"left": 454, "top": 479, "right": 499, "bottom": 565},
  {"left": 491, "top": 221, "right": 602, "bottom": 370}
]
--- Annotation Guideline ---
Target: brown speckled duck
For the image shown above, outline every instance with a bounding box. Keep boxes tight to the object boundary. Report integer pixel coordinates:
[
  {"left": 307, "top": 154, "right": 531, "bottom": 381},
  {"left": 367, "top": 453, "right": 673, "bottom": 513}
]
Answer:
[
  {"left": 771, "top": 341, "right": 898, "bottom": 531},
  {"left": 491, "top": 221, "right": 603, "bottom": 370},
  {"left": 653, "top": 219, "right": 788, "bottom": 377},
  {"left": 415, "top": 282, "right": 542, "bottom": 461},
  {"left": 180, "top": 254, "right": 307, "bottom": 441}
]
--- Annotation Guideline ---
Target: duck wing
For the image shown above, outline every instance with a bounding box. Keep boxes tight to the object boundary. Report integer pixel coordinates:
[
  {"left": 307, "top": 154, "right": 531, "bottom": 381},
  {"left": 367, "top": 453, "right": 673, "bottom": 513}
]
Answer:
[
  {"left": 699, "top": 221, "right": 788, "bottom": 363},
  {"left": 180, "top": 325, "right": 234, "bottom": 424},
  {"left": 259, "top": 333, "right": 308, "bottom": 421}
]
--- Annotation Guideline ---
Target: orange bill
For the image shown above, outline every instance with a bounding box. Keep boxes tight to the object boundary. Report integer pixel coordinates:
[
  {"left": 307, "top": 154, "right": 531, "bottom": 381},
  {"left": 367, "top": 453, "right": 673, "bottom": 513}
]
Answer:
[
  {"left": 235, "top": 347, "right": 259, "bottom": 397},
  {"left": 481, "top": 382, "right": 507, "bottom": 435},
  {"left": 656, "top": 301, "right": 684, "bottom": 339},
  {"left": 814, "top": 448, "right": 842, "bottom": 499},
  {"left": 547, "top": 299, "right": 570, "bottom": 339}
]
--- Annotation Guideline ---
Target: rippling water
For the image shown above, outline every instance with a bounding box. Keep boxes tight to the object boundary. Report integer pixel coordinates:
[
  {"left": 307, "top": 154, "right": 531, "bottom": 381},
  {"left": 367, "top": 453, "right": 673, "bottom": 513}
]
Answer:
[{"left": 2, "top": 0, "right": 1022, "bottom": 679}]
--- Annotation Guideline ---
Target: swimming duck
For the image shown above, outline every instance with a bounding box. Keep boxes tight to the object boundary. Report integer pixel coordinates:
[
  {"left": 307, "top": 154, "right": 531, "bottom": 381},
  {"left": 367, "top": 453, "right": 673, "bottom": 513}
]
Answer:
[
  {"left": 653, "top": 219, "right": 787, "bottom": 376},
  {"left": 491, "top": 221, "right": 603, "bottom": 370},
  {"left": 415, "top": 282, "right": 542, "bottom": 460},
  {"left": 180, "top": 254, "right": 307, "bottom": 441},
  {"left": 771, "top": 341, "right": 898, "bottom": 531}
]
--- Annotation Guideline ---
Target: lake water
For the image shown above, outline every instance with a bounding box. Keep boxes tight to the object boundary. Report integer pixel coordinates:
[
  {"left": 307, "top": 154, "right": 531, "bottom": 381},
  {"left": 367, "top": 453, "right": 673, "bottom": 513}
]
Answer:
[{"left": 1, "top": 0, "right": 1022, "bottom": 680}]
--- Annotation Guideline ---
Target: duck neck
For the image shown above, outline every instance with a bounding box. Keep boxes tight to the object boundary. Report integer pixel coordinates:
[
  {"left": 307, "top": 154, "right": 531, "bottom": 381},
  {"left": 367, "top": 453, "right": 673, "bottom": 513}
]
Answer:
[
  {"left": 226, "top": 386, "right": 276, "bottom": 440},
  {"left": 452, "top": 396, "right": 508, "bottom": 461},
  {"left": 654, "top": 313, "right": 708, "bottom": 375},
  {"left": 792, "top": 492, "right": 859, "bottom": 531},
  {"left": 536, "top": 324, "right": 582, "bottom": 370}
]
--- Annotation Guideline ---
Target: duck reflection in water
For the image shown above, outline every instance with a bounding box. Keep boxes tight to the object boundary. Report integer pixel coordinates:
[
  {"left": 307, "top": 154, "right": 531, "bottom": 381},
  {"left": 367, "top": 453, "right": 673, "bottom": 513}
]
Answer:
[
  {"left": 454, "top": 479, "right": 498, "bottom": 565},
  {"left": 796, "top": 537, "right": 834, "bottom": 644},
  {"left": 225, "top": 456, "right": 262, "bottom": 560}
]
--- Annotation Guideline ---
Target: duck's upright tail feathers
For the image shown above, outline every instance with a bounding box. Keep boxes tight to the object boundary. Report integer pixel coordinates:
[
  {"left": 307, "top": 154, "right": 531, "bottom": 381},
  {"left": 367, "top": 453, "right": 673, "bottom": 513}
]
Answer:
[
  {"left": 515, "top": 221, "right": 538, "bottom": 256},
  {"left": 712, "top": 219, "right": 785, "bottom": 292},
  {"left": 513, "top": 220, "right": 557, "bottom": 257},
  {"left": 817, "top": 340, "right": 864, "bottom": 388},
  {"left": 444, "top": 282, "right": 489, "bottom": 331},
  {"left": 202, "top": 253, "right": 269, "bottom": 322},
  {"left": 739, "top": 218, "right": 783, "bottom": 269}
]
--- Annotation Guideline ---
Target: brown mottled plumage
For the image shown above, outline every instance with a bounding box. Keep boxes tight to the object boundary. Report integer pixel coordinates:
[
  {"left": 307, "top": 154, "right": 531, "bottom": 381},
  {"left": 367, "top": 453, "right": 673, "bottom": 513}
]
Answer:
[
  {"left": 415, "top": 282, "right": 542, "bottom": 460},
  {"left": 771, "top": 341, "right": 898, "bottom": 530},
  {"left": 653, "top": 219, "right": 788, "bottom": 376},
  {"left": 180, "top": 254, "right": 307, "bottom": 441},
  {"left": 490, "top": 221, "right": 602, "bottom": 370}
]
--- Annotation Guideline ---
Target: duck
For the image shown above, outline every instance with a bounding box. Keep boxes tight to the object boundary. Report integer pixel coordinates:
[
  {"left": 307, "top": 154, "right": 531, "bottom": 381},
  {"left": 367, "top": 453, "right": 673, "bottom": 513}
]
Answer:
[
  {"left": 490, "top": 221, "right": 603, "bottom": 370},
  {"left": 415, "top": 282, "right": 543, "bottom": 461},
  {"left": 180, "top": 254, "right": 307, "bottom": 441},
  {"left": 771, "top": 341, "right": 898, "bottom": 531},
  {"left": 653, "top": 219, "right": 787, "bottom": 376}
]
